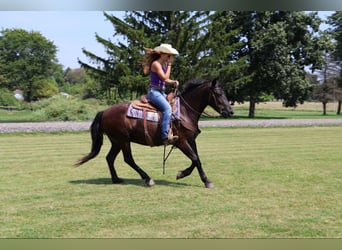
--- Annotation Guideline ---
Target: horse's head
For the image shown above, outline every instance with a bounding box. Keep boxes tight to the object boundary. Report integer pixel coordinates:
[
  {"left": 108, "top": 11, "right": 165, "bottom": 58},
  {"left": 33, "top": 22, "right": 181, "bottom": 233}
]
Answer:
[{"left": 209, "top": 79, "right": 234, "bottom": 118}]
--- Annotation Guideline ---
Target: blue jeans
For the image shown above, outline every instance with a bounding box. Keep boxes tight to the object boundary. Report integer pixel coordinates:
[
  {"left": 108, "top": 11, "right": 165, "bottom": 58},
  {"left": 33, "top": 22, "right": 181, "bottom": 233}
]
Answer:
[{"left": 147, "top": 88, "right": 172, "bottom": 140}]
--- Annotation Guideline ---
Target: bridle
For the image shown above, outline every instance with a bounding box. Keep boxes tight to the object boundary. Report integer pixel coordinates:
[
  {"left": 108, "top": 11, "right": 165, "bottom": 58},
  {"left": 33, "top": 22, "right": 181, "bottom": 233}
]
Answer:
[{"left": 178, "top": 85, "right": 223, "bottom": 118}]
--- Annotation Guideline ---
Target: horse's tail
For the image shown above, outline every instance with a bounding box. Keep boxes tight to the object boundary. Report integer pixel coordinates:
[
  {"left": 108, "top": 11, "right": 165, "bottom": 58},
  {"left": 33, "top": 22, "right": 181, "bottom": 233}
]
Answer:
[{"left": 74, "top": 111, "right": 104, "bottom": 167}]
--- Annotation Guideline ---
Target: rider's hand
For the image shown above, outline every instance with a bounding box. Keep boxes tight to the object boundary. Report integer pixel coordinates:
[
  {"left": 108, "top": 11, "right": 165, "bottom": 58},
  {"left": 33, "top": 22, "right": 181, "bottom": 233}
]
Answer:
[
  {"left": 167, "top": 57, "right": 174, "bottom": 65},
  {"left": 174, "top": 80, "right": 179, "bottom": 88}
]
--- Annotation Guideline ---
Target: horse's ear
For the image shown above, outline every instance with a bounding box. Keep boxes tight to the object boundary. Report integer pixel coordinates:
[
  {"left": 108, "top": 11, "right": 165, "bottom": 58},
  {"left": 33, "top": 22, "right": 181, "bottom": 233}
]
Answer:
[{"left": 211, "top": 78, "right": 219, "bottom": 88}]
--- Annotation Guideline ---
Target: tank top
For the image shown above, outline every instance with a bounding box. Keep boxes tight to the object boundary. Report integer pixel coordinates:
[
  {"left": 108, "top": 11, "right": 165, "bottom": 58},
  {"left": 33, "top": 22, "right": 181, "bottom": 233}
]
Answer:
[{"left": 150, "top": 63, "right": 167, "bottom": 89}]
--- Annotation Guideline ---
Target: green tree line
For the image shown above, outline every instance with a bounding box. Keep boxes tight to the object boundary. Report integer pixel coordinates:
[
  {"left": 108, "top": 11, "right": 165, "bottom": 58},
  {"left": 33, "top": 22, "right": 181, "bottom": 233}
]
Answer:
[
  {"left": 2, "top": 11, "right": 342, "bottom": 117},
  {"left": 0, "top": 28, "right": 93, "bottom": 105},
  {"left": 79, "top": 11, "right": 342, "bottom": 117}
]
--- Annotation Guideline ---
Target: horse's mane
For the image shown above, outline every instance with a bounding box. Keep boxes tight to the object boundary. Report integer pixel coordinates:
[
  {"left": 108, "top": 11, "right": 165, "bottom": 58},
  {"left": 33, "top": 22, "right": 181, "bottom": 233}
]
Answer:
[{"left": 182, "top": 79, "right": 210, "bottom": 95}]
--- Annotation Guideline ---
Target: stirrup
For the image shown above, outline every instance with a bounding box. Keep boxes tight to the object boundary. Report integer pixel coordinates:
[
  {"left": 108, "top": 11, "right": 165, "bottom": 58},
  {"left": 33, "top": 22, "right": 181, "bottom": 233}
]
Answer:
[
  {"left": 168, "top": 135, "right": 179, "bottom": 144},
  {"left": 163, "top": 135, "right": 178, "bottom": 145},
  {"left": 167, "top": 127, "right": 178, "bottom": 144}
]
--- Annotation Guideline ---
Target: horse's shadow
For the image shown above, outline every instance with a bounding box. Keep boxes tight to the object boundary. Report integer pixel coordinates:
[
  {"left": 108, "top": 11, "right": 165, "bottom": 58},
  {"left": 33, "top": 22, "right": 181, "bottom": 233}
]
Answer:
[{"left": 69, "top": 177, "right": 191, "bottom": 187}]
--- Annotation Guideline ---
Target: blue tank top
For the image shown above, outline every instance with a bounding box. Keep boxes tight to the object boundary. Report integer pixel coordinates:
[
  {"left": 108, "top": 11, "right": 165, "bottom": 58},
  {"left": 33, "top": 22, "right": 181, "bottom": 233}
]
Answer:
[{"left": 150, "top": 63, "right": 167, "bottom": 89}]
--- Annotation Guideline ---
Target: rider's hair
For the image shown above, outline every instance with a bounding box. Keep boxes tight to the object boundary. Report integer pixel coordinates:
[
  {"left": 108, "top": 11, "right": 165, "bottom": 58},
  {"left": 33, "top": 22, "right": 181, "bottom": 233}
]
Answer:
[{"left": 141, "top": 48, "right": 161, "bottom": 75}]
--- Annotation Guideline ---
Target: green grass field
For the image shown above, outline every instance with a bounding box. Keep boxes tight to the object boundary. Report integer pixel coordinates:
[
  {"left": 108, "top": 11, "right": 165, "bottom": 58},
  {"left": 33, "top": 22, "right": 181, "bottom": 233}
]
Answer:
[{"left": 1, "top": 126, "right": 341, "bottom": 238}]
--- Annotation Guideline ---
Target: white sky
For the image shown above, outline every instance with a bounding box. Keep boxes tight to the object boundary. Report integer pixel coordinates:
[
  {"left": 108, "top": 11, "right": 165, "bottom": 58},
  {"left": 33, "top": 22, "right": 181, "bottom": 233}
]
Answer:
[{"left": 0, "top": 11, "right": 335, "bottom": 69}]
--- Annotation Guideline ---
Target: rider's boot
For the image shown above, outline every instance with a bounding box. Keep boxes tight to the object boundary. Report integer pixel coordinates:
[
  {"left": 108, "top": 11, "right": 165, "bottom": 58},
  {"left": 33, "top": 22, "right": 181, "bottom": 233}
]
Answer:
[{"left": 163, "top": 129, "right": 178, "bottom": 145}]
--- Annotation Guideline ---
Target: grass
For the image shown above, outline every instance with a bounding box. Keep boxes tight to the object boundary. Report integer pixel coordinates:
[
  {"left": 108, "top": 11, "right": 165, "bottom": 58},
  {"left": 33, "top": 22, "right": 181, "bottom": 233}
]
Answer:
[
  {"left": 229, "top": 101, "right": 340, "bottom": 119},
  {"left": 201, "top": 101, "right": 340, "bottom": 120},
  {"left": 0, "top": 109, "right": 38, "bottom": 122},
  {"left": 0, "top": 127, "right": 341, "bottom": 238},
  {"left": 1, "top": 101, "right": 341, "bottom": 122}
]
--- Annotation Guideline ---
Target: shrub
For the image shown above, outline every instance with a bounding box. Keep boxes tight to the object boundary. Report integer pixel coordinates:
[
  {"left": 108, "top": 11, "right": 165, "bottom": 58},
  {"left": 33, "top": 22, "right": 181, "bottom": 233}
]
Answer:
[
  {"left": 31, "top": 95, "right": 95, "bottom": 121},
  {"left": 0, "top": 88, "right": 20, "bottom": 107},
  {"left": 32, "top": 78, "right": 59, "bottom": 100}
]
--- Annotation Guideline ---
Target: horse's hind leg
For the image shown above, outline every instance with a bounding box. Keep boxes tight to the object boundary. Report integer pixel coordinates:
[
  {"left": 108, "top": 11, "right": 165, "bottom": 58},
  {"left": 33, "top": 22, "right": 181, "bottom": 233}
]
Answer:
[
  {"left": 106, "top": 145, "right": 123, "bottom": 184},
  {"left": 176, "top": 162, "right": 196, "bottom": 180},
  {"left": 121, "top": 142, "right": 155, "bottom": 187}
]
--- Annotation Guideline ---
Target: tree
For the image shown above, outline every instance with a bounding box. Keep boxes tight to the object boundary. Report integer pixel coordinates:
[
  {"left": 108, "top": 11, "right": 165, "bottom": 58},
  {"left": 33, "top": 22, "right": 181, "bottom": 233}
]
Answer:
[
  {"left": 328, "top": 11, "right": 342, "bottom": 114},
  {"left": 328, "top": 12, "right": 342, "bottom": 60},
  {"left": 64, "top": 68, "right": 87, "bottom": 84},
  {"left": 216, "top": 11, "right": 325, "bottom": 117},
  {"left": 200, "top": 12, "right": 247, "bottom": 100},
  {"left": 333, "top": 78, "right": 342, "bottom": 114},
  {"left": 312, "top": 81, "right": 334, "bottom": 115},
  {"left": 79, "top": 11, "right": 328, "bottom": 118},
  {"left": 0, "top": 28, "right": 58, "bottom": 101},
  {"left": 313, "top": 52, "right": 342, "bottom": 114},
  {"left": 79, "top": 11, "right": 211, "bottom": 101}
]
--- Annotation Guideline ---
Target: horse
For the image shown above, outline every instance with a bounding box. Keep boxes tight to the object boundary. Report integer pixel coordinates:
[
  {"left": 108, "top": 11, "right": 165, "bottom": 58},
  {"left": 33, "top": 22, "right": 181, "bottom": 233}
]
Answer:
[{"left": 74, "top": 78, "right": 234, "bottom": 188}]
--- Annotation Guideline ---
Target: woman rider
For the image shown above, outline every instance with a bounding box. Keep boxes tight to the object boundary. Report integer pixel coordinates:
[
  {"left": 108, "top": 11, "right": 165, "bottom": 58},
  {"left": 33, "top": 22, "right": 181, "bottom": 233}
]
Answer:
[{"left": 142, "top": 44, "right": 179, "bottom": 145}]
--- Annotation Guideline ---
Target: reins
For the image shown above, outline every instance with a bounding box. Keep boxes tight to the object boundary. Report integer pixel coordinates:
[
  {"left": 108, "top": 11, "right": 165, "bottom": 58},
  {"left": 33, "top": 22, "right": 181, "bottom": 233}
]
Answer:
[
  {"left": 162, "top": 87, "right": 178, "bottom": 174},
  {"left": 162, "top": 85, "right": 218, "bottom": 174},
  {"left": 163, "top": 144, "right": 176, "bottom": 174},
  {"left": 178, "top": 86, "right": 219, "bottom": 118}
]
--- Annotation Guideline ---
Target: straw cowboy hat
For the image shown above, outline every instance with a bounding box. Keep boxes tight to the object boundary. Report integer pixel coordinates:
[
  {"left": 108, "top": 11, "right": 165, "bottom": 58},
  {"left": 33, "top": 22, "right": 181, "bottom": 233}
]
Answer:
[{"left": 153, "top": 44, "right": 179, "bottom": 55}]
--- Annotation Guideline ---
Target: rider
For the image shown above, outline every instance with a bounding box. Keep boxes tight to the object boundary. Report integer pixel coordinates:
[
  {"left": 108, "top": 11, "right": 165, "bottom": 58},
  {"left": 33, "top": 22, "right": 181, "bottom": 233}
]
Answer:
[{"left": 142, "top": 44, "right": 179, "bottom": 145}]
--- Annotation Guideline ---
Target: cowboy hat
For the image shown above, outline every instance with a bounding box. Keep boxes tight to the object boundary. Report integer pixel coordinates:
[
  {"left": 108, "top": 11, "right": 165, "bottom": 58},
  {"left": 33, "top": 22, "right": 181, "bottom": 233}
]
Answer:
[{"left": 153, "top": 44, "right": 179, "bottom": 55}]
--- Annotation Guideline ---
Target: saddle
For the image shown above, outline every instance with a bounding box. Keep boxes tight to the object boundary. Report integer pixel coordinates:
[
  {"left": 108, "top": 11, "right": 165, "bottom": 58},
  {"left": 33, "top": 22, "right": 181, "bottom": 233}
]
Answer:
[
  {"left": 131, "top": 92, "right": 177, "bottom": 114},
  {"left": 127, "top": 91, "right": 179, "bottom": 146}
]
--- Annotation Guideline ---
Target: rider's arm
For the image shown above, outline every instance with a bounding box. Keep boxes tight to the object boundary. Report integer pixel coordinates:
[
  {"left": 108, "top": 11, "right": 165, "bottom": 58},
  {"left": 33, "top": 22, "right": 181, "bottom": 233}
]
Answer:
[{"left": 151, "top": 61, "right": 179, "bottom": 87}]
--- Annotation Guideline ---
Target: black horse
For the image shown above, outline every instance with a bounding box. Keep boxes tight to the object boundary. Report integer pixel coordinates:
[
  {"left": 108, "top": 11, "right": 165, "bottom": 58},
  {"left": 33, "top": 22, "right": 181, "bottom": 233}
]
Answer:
[{"left": 75, "top": 78, "right": 234, "bottom": 188}]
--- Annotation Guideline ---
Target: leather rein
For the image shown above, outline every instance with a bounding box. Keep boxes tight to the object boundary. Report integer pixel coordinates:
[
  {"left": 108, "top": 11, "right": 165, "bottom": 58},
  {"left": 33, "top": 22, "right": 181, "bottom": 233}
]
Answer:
[{"left": 178, "top": 86, "right": 221, "bottom": 118}]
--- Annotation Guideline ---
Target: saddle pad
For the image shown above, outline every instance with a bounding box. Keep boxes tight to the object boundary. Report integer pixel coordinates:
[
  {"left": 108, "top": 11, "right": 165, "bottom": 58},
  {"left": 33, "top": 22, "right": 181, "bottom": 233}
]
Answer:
[
  {"left": 126, "top": 104, "right": 160, "bottom": 122},
  {"left": 126, "top": 97, "right": 180, "bottom": 122},
  {"left": 173, "top": 97, "right": 180, "bottom": 120}
]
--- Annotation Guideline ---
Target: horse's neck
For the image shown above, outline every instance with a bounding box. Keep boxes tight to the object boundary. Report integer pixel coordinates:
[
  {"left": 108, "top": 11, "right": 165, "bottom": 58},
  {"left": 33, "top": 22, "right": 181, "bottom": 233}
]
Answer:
[{"left": 180, "top": 86, "right": 209, "bottom": 121}]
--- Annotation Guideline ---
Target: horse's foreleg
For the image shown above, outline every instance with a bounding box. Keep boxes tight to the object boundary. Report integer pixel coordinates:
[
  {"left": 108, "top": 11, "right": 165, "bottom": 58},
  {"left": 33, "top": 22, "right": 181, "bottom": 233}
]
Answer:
[
  {"left": 106, "top": 145, "right": 123, "bottom": 184},
  {"left": 195, "top": 160, "right": 214, "bottom": 189},
  {"left": 121, "top": 143, "right": 155, "bottom": 187},
  {"left": 177, "top": 140, "right": 214, "bottom": 188}
]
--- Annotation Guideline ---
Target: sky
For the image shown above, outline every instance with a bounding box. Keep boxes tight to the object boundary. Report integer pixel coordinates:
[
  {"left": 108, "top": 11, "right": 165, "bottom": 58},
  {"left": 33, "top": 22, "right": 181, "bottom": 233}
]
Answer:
[
  {"left": 0, "top": 11, "right": 335, "bottom": 70},
  {"left": 0, "top": 11, "right": 124, "bottom": 69}
]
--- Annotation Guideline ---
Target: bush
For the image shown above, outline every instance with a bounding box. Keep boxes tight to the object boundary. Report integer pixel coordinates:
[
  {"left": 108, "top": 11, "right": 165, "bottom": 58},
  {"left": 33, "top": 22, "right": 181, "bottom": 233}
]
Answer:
[
  {"left": 0, "top": 88, "right": 20, "bottom": 107},
  {"left": 31, "top": 95, "right": 95, "bottom": 121},
  {"left": 32, "top": 78, "right": 59, "bottom": 100}
]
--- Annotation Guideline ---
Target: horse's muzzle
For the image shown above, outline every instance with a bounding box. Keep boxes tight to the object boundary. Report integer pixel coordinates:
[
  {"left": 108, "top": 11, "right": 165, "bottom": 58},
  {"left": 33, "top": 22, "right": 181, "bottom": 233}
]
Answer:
[{"left": 221, "top": 109, "right": 234, "bottom": 118}]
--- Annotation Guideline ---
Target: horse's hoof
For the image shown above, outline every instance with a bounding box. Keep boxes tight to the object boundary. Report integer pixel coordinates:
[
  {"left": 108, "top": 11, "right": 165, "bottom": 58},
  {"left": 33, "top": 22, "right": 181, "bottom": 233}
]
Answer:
[
  {"left": 205, "top": 182, "right": 215, "bottom": 188},
  {"left": 112, "top": 178, "right": 124, "bottom": 184},
  {"left": 146, "top": 179, "right": 155, "bottom": 187},
  {"left": 176, "top": 171, "right": 184, "bottom": 180}
]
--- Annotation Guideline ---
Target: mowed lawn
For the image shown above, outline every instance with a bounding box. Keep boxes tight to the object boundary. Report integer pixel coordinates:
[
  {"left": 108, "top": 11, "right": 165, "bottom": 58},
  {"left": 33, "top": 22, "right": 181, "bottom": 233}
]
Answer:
[{"left": 0, "top": 126, "right": 341, "bottom": 238}]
